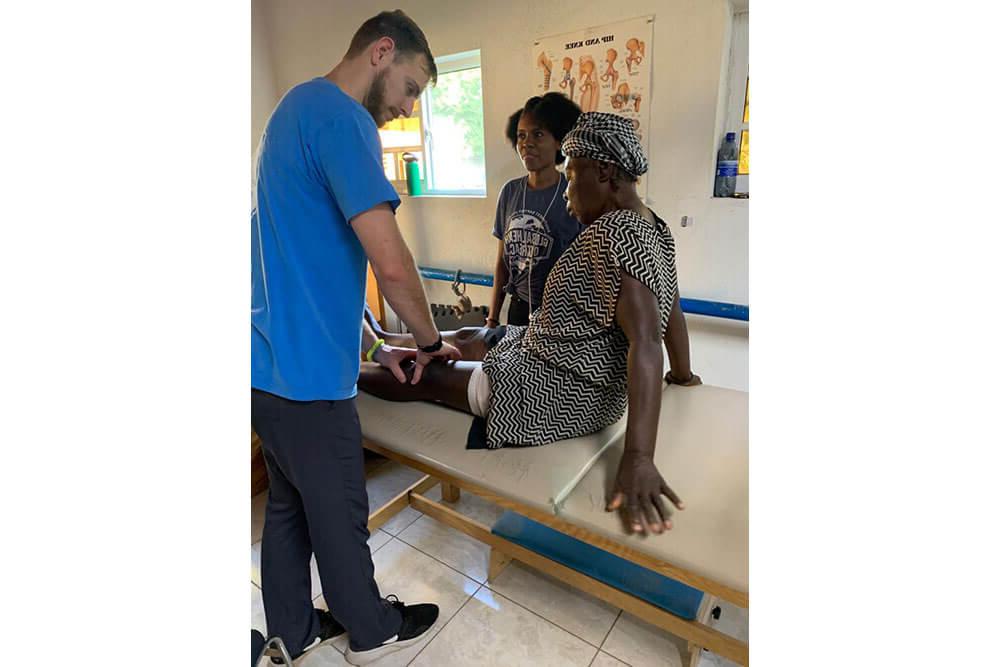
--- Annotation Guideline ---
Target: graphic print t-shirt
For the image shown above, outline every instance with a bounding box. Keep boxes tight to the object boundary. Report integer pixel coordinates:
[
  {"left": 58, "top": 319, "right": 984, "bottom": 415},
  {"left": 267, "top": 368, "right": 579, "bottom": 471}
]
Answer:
[{"left": 492, "top": 176, "right": 582, "bottom": 306}]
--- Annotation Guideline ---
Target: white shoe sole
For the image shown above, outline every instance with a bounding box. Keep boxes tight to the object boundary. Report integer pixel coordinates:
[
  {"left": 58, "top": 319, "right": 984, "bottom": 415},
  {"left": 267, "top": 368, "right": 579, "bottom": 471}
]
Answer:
[
  {"left": 298, "top": 635, "right": 341, "bottom": 661},
  {"left": 268, "top": 634, "right": 342, "bottom": 666},
  {"left": 343, "top": 626, "right": 435, "bottom": 665}
]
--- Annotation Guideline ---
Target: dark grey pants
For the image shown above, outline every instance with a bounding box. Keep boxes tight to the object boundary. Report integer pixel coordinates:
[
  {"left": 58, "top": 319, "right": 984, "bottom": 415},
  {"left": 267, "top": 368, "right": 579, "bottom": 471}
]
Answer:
[
  {"left": 506, "top": 293, "right": 540, "bottom": 326},
  {"left": 251, "top": 389, "right": 402, "bottom": 654}
]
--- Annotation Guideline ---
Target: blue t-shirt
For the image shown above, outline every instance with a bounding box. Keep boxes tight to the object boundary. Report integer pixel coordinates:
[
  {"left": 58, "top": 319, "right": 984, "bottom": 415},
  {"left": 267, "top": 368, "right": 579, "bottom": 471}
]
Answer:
[
  {"left": 492, "top": 175, "right": 582, "bottom": 306},
  {"left": 251, "top": 78, "right": 400, "bottom": 401}
]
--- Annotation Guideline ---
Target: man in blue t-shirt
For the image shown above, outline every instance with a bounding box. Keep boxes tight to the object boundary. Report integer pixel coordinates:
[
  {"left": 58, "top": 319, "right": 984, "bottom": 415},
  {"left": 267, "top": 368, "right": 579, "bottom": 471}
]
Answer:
[{"left": 251, "top": 10, "right": 459, "bottom": 665}]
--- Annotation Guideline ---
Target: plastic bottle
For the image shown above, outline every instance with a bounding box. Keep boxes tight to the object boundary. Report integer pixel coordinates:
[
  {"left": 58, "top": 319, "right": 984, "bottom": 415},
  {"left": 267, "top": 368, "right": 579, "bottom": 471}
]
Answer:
[{"left": 714, "top": 132, "right": 738, "bottom": 197}]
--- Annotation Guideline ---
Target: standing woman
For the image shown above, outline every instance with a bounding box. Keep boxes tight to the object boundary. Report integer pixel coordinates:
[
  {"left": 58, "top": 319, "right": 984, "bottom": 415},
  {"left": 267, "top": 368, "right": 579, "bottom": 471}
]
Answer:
[{"left": 487, "top": 93, "right": 582, "bottom": 327}]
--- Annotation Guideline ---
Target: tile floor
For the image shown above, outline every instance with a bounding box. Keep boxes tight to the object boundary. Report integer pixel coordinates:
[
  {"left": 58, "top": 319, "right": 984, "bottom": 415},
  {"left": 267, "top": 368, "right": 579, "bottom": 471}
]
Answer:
[{"left": 251, "top": 457, "right": 747, "bottom": 667}]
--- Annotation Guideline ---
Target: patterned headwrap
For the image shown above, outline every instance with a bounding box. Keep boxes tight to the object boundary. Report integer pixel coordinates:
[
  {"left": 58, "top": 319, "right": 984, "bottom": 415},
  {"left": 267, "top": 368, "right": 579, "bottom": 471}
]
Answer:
[{"left": 561, "top": 112, "right": 648, "bottom": 178}]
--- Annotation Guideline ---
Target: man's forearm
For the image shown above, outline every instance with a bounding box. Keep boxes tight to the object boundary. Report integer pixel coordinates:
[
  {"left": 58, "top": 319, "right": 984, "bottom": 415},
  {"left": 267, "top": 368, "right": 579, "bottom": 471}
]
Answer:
[
  {"left": 375, "top": 254, "right": 439, "bottom": 347},
  {"left": 353, "top": 204, "right": 439, "bottom": 347},
  {"left": 364, "top": 308, "right": 411, "bottom": 347},
  {"left": 623, "top": 340, "right": 663, "bottom": 458},
  {"left": 361, "top": 318, "right": 378, "bottom": 357}
]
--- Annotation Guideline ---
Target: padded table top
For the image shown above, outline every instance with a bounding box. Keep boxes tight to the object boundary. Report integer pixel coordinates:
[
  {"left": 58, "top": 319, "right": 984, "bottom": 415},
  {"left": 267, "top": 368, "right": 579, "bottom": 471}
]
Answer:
[
  {"left": 356, "top": 391, "right": 627, "bottom": 516},
  {"left": 556, "top": 384, "right": 749, "bottom": 593}
]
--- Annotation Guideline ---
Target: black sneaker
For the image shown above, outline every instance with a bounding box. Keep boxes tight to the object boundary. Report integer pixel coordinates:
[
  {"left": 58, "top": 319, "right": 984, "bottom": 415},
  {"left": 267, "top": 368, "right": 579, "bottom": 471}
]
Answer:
[
  {"left": 268, "top": 609, "right": 345, "bottom": 664},
  {"left": 343, "top": 595, "right": 439, "bottom": 665}
]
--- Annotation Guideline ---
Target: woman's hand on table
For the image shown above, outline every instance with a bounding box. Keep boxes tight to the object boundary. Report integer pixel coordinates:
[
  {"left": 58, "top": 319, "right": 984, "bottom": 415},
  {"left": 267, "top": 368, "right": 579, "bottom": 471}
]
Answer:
[{"left": 606, "top": 452, "right": 684, "bottom": 535}]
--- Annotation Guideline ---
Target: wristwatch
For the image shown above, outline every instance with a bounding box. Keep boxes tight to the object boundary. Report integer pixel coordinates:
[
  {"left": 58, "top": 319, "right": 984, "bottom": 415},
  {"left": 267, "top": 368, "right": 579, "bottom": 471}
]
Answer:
[{"left": 418, "top": 334, "right": 443, "bottom": 354}]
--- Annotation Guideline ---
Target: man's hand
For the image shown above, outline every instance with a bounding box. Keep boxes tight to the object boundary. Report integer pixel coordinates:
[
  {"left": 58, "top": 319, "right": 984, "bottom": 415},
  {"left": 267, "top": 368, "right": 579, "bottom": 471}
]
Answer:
[
  {"left": 665, "top": 371, "right": 702, "bottom": 387},
  {"left": 372, "top": 344, "right": 418, "bottom": 384},
  {"left": 411, "top": 342, "right": 461, "bottom": 384},
  {"left": 606, "top": 452, "right": 684, "bottom": 535}
]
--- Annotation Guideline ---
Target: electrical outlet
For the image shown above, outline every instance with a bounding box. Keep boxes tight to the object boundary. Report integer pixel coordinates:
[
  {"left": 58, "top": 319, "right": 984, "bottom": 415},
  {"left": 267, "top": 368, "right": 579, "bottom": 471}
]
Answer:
[{"left": 681, "top": 215, "right": 693, "bottom": 227}]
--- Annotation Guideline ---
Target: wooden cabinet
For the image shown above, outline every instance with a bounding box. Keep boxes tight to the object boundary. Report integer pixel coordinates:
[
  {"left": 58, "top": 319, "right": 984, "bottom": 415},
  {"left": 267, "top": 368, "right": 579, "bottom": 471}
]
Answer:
[{"left": 251, "top": 430, "right": 269, "bottom": 496}]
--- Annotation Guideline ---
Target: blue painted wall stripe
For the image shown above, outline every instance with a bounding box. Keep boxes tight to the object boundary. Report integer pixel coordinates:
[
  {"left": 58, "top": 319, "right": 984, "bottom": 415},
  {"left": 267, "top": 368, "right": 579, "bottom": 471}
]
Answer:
[{"left": 417, "top": 266, "right": 748, "bottom": 322}]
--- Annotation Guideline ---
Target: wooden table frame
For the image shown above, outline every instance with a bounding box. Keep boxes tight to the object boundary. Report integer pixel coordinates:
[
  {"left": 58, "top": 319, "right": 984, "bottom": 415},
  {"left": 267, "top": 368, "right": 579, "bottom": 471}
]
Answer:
[{"left": 363, "top": 438, "right": 749, "bottom": 666}]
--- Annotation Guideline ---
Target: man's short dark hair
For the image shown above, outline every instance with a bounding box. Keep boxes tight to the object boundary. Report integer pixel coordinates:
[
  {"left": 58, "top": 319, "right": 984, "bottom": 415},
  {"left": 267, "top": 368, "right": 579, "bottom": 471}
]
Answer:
[
  {"left": 504, "top": 93, "right": 582, "bottom": 164},
  {"left": 346, "top": 10, "right": 437, "bottom": 85}
]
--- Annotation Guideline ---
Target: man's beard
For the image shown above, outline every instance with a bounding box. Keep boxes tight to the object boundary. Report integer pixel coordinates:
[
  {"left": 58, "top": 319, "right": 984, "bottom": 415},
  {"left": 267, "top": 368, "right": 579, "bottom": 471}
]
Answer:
[{"left": 363, "top": 70, "right": 389, "bottom": 127}]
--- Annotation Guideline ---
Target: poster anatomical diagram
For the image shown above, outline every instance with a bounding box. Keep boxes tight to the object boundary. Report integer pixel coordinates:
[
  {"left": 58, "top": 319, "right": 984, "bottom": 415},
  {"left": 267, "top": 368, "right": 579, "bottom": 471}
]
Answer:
[{"left": 532, "top": 16, "right": 653, "bottom": 165}]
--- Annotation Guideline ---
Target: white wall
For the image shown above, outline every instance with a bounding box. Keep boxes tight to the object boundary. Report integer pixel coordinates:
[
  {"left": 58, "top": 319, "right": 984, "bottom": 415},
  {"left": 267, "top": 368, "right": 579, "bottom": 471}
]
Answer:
[
  {"left": 251, "top": 0, "right": 748, "bottom": 391},
  {"left": 251, "top": 0, "right": 278, "bottom": 186}
]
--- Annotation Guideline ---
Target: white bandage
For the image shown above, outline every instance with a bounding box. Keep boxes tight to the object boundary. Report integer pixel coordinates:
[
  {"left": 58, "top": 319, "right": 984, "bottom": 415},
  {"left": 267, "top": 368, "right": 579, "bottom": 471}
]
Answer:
[{"left": 466, "top": 363, "right": 491, "bottom": 417}]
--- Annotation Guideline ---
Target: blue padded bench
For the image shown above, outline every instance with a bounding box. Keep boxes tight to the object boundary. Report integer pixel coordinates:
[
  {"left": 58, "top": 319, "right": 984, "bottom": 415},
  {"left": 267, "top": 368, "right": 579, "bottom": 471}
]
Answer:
[{"left": 491, "top": 510, "right": 704, "bottom": 620}]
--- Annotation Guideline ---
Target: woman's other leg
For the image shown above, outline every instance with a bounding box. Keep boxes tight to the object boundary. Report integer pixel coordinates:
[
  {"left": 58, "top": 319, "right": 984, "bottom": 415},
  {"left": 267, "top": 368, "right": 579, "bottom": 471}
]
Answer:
[{"left": 358, "top": 360, "right": 480, "bottom": 414}]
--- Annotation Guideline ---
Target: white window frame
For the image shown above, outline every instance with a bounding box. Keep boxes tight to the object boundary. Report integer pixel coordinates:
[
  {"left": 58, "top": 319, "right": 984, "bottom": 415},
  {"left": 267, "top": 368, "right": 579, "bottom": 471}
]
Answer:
[
  {"left": 722, "top": 9, "right": 749, "bottom": 196},
  {"left": 420, "top": 49, "right": 487, "bottom": 197}
]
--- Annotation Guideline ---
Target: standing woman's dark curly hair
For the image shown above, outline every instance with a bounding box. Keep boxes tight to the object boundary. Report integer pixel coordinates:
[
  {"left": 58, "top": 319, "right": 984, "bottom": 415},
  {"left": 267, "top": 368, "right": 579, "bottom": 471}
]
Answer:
[{"left": 505, "top": 93, "right": 582, "bottom": 165}]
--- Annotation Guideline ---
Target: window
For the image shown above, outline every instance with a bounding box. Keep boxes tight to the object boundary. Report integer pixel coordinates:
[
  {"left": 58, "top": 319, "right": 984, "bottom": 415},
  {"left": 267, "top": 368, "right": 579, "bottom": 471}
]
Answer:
[
  {"left": 379, "top": 100, "right": 425, "bottom": 188},
  {"left": 721, "top": 10, "right": 749, "bottom": 196},
  {"left": 379, "top": 50, "right": 486, "bottom": 196}
]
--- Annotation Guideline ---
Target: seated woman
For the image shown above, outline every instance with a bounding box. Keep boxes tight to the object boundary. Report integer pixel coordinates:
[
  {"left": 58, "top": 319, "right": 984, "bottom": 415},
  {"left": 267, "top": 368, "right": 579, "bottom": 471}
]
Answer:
[{"left": 360, "top": 113, "right": 700, "bottom": 535}]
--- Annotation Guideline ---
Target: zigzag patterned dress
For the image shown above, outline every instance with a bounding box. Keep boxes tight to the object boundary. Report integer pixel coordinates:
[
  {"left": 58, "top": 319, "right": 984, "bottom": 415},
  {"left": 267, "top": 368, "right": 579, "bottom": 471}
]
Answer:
[{"left": 482, "top": 209, "right": 678, "bottom": 449}]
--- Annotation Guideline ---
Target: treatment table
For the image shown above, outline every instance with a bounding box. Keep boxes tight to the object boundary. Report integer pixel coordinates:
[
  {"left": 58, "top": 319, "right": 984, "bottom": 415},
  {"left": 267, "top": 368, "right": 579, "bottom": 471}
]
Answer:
[{"left": 357, "top": 383, "right": 749, "bottom": 666}]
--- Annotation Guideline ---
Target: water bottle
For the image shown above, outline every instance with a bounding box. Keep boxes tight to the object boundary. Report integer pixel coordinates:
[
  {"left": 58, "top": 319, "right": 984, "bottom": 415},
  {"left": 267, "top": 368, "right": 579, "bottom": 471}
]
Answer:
[
  {"left": 402, "top": 152, "right": 422, "bottom": 196},
  {"left": 714, "top": 132, "right": 738, "bottom": 197}
]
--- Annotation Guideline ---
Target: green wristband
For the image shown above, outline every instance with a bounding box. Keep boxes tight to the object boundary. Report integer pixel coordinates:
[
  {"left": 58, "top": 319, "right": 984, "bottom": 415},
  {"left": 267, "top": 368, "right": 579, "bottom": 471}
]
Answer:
[{"left": 366, "top": 338, "right": 386, "bottom": 362}]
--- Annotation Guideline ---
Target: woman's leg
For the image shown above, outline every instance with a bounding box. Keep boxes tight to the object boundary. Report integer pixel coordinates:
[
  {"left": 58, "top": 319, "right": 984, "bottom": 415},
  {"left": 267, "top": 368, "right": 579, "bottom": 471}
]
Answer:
[
  {"left": 447, "top": 328, "right": 491, "bottom": 361},
  {"left": 358, "top": 360, "right": 480, "bottom": 414}
]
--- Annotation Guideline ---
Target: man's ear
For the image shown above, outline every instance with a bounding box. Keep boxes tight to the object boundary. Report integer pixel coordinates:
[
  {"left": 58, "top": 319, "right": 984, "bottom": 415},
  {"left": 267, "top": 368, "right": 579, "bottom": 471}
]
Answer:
[{"left": 369, "top": 37, "right": 396, "bottom": 67}]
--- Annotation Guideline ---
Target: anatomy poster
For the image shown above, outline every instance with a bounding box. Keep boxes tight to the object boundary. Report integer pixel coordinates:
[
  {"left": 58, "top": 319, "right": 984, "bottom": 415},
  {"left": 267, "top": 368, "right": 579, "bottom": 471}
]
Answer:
[{"left": 533, "top": 16, "right": 653, "bottom": 165}]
